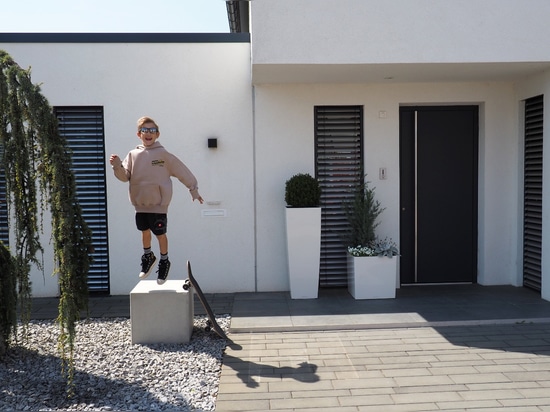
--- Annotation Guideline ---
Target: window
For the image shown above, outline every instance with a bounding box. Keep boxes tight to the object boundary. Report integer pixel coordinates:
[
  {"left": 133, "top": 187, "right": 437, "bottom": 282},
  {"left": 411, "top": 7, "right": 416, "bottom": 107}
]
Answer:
[
  {"left": 55, "top": 107, "right": 110, "bottom": 294},
  {"left": 315, "top": 106, "right": 363, "bottom": 287},
  {"left": 523, "top": 95, "right": 544, "bottom": 292},
  {"left": 0, "top": 145, "right": 7, "bottom": 246}
]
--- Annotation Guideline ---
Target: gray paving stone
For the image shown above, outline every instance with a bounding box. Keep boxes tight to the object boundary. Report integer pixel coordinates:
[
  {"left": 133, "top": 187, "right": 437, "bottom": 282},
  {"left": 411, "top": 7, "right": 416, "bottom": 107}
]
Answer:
[
  {"left": 28, "top": 285, "right": 550, "bottom": 411},
  {"left": 215, "top": 399, "right": 271, "bottom": 411},
  {"left": 270, "top": 395, "right": 341, "bottom": 410}
]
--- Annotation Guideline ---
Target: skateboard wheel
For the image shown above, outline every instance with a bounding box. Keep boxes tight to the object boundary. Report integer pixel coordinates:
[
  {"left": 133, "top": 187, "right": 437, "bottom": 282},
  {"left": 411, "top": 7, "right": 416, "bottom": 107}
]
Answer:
[{"left": 205, "top": 326, "right": 211, "bottom": 332}]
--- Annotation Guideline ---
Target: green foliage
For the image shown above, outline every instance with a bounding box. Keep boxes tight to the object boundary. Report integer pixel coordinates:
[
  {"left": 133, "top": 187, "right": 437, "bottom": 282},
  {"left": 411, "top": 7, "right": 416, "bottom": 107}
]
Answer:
[
  {"left": 342, "top": 177, "right": 384, "bottom": 247},
  {"left": 371, "top": 237, "right": 399, "bottom": 257},
  {"left": 285, "top": 173, "right": 321, "bottom": 207},
  {"left": 0, "top": 50, "right": 92, "bottom": 396},
  {"left": 0, "top": 242, "right": 16, "bottom": 356},
  {"left": 348, "top": 237, "right": 399, "bottom": 257}
]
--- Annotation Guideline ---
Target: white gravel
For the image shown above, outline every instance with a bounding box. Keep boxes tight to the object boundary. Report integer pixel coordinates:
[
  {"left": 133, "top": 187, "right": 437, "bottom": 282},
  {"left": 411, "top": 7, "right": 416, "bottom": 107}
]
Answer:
[{"left": 1, "top": 316, "right": 230, "bottom": 411}]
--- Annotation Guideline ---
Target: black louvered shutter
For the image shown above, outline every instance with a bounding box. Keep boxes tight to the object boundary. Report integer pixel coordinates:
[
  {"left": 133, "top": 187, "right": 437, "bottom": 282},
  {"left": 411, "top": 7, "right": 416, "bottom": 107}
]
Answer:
[
  {"left": 55, "top": 107, "right": 110, "bottom": 294},
  {"left": 315, "top": 106, "right": 363, "bottom": 287},
  {"left": 523, "top": 95, "right": 544, "bottom": 292},
  {"left": 0, "top": 145, "right": 8, "bottom": 246}
]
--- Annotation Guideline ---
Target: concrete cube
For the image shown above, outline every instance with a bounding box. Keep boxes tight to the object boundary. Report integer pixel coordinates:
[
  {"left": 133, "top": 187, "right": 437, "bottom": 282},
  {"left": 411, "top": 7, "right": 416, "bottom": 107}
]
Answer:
[{"left": 130, "top": 280, "right": 193, "bottom": 344}]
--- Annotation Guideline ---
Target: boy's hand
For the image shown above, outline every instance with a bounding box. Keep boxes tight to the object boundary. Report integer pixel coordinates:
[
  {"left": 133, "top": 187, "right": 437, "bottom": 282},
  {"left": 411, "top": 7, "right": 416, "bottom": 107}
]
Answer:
[
  {"left": 189, "top": 188, "right": 204, "bottom": 204},
  {"left": 109, "top": 154, "right": 121, "bottom": 166}
]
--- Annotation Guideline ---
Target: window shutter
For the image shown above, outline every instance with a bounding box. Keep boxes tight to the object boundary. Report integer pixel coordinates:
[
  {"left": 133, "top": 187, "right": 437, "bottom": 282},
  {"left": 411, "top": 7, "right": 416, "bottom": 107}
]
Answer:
[
  {"left": 523, "top": 95, "right": 544, "bottom": 292},
  {"left": 315, "top": 106, "right": 363, "bottom": 287},
  {"left": 0, "top": 146, "right": 7, "bottom": 246},
  {"left": 55, "top": 107, "right": 110, "bottom": 294}
]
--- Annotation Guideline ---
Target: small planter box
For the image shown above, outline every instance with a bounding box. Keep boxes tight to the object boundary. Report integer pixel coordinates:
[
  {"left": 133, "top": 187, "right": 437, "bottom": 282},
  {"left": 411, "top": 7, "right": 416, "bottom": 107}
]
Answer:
[{"left": 347, "top": 255, "right": 397, "bottom": 299}]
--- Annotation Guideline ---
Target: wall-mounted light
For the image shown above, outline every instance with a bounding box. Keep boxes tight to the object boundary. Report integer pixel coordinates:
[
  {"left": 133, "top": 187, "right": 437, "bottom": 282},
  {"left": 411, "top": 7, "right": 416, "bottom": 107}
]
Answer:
[{"left": 208, "top": 138, "right": 218, "bottom": 148}]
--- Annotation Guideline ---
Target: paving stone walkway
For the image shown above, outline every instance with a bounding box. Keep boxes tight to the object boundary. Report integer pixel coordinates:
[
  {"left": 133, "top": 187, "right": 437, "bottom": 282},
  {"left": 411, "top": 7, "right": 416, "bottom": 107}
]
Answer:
[
  {"left": 29, "top": 284, "right": 550, "bottom": 411},
  {"left": 217, "top": 323, "right": 550, "bottom": 411}
]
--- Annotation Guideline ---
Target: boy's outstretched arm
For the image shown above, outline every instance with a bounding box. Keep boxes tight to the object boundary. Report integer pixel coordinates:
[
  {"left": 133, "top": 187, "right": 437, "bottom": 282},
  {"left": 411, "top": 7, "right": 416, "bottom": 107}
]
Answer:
[
  {"left": 170, "top": 156, "right": 204, "bottom": 204},
  {"left": 109, "top": 154, "right": 130, "bottom": 182}
]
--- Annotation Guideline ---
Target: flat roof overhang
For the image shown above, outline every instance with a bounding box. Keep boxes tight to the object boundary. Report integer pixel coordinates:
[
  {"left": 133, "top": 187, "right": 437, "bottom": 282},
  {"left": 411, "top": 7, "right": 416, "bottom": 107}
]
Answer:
[{"left": 252, "top": 61, "right": 550, "bottom": 84}]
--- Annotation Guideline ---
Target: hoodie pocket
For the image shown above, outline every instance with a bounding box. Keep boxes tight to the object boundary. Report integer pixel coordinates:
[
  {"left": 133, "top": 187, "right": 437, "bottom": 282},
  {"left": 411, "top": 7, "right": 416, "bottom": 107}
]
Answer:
[{"left": 130, "top": 183, "right": 162, "bottom": 206}]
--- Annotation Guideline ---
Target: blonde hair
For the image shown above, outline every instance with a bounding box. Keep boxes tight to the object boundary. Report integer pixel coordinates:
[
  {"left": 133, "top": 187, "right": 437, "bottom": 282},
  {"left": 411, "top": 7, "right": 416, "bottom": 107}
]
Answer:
[{"left": 137, "top": 116, "right": 159, "bottom": 131}]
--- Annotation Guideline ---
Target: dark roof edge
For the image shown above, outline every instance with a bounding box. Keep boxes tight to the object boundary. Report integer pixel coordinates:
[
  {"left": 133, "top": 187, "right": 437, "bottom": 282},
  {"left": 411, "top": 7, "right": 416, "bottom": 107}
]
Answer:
[
  {"left": 0, "top": 32, "right": 250, "bottom": 43},
  {"left": 227, "top": 1, "right": 250, "bottom": 33}
]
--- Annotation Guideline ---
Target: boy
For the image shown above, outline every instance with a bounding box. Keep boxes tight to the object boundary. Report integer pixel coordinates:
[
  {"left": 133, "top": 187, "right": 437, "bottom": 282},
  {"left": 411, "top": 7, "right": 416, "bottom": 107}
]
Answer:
[{"left": 110, "top": 116, "right": 204, "bottom": 285}]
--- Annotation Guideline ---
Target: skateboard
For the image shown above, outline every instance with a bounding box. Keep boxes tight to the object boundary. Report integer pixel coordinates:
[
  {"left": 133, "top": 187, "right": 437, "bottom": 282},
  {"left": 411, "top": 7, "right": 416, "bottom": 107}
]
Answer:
[{"left": 183, "top": 260, "right": 229, "bottom": 341}]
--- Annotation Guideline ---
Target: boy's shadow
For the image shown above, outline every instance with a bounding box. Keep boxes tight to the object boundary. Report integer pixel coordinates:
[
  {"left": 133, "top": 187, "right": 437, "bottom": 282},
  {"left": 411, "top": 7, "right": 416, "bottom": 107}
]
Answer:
[{"left": 223, "top": 353, "right": 319, "bottom": 388}]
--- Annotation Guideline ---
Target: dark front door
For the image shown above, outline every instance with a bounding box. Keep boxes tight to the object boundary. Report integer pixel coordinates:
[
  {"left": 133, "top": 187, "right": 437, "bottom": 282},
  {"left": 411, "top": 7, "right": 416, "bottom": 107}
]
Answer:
[{"left": 400, "top": 106, "right": 478, "bottom": 284}]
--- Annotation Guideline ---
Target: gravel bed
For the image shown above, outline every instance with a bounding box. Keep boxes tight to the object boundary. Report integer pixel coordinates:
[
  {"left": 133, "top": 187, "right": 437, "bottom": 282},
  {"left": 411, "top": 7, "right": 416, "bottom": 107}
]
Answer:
[{"left": 1, "top": 316, "right": 230, "bottom": 411}]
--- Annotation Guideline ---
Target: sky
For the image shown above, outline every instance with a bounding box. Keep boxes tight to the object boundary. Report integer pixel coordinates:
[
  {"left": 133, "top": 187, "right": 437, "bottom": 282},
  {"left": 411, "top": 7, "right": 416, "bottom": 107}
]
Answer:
[{"left": 1, "top": 0, "right": 230, "bottom": 33}]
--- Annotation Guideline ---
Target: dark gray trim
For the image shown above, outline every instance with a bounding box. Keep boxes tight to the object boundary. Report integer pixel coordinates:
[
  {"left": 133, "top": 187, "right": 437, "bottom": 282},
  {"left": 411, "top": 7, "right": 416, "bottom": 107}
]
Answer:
[
  {"left": 0, "top": 32, "right": 250, "bottom": 43},
  {"left": 226, "top": 1, "right": 250, "bottom": 33}
]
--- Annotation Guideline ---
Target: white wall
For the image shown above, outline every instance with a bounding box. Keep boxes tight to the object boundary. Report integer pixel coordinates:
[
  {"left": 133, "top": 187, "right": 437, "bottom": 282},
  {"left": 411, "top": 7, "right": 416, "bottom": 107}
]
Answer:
[
  {"left": 251, "top": 0, "right": 550, "bottom": 65},
  {"left": 254, "top": 81, "right": 519, "bottom": 291},
  {"left": 3, "top": 39, "right": 548, "bottom": 298},
  {"left": 1, "top": 42, "right": 255, "bottom": 295}
]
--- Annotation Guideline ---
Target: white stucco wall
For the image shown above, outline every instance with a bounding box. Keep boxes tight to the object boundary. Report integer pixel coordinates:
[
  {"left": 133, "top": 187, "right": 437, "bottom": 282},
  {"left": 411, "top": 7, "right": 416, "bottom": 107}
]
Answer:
[
  {"left": 2, "top": 41, "right": 255, "bottom": 296},
  {"left": 253, "top": 81, "right": 520, "bottom": 291},
  {"left": 251, "top": 0, "right": 550, "bottom": 65},
  {"left": 3, "top": 37, "right": 549, "bottom": 298}
]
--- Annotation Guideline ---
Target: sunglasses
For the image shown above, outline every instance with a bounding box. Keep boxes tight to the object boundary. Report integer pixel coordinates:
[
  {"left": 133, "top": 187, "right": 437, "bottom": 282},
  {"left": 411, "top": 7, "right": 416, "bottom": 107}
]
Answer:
[{"left": 139, "top": 127, "right": 158, "bottom": 134}]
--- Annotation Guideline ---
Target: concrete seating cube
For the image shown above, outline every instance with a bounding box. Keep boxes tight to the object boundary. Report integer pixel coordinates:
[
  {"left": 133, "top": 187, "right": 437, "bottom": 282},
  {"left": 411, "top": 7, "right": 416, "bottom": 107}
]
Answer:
[{"left": 130, "top": 280, "right": 193, "bottom": 344}]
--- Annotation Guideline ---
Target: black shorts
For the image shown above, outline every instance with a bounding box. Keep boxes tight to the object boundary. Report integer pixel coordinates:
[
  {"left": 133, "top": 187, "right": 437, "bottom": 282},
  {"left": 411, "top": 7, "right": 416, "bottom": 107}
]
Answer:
[{"left": 135, "top": 213, "right": 168, "bottom": 236}]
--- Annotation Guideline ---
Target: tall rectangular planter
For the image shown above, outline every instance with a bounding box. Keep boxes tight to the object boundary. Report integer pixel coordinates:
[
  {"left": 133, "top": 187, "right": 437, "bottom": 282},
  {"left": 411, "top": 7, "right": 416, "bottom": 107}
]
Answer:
[
  {"left": 285, "top": 207, "right": 321, "bottom": 299},
  {"left": 347, "top": 255, "right": 397, "bottom": 299}
]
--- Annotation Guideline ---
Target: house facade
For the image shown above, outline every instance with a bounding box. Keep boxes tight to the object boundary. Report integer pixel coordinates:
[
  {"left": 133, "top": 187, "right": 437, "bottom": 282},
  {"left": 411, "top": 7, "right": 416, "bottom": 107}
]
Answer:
[
  {"left": 1, "top": 0, "right": 550, "bottom": 300},
  {"left": 248, "top": 0, "right": 550, "bottom": 300}
]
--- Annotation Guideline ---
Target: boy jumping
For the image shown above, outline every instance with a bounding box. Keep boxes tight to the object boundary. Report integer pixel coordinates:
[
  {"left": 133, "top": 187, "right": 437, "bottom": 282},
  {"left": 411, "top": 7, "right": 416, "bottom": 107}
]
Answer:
[{"left": 110, "top": 116, "right": 204, "bottom": 285}]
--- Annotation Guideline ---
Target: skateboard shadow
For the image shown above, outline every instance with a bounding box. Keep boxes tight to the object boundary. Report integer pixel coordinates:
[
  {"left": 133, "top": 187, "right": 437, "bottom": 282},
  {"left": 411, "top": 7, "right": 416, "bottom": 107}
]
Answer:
[{"left": 222, "top": 353, "right": 319, "bottom": 388}]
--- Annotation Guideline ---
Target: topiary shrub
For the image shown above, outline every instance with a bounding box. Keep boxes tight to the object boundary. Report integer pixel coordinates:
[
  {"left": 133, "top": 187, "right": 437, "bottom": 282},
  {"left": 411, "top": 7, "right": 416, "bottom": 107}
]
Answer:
[{"left": 285, "top": 173, "right": 321, "bottom": 207}]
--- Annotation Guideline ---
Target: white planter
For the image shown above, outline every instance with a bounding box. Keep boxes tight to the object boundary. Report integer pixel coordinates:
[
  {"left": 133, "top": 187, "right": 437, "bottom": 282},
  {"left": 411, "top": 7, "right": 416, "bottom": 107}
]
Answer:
[
  {"left": 347, "top": 254, "right": 397, "bottom": 299},
  {"left": 285, "top": 207, "right": 321, "bottom": 299}
]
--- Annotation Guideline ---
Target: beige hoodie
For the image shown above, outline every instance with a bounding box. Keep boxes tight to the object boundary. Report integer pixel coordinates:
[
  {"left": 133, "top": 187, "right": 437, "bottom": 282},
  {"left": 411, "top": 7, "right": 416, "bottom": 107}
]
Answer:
[{"left": 112, "top": 141, "right": 201, "bottom": 213}]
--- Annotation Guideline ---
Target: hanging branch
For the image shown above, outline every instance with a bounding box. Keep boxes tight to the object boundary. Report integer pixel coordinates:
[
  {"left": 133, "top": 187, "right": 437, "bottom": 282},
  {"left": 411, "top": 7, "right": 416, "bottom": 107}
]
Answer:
[
  {"left": 0, "top": 49, "right": 92, "bottom": 396},
  {"left": 0, "top": 243, "right": 16, "bottom": 357}
]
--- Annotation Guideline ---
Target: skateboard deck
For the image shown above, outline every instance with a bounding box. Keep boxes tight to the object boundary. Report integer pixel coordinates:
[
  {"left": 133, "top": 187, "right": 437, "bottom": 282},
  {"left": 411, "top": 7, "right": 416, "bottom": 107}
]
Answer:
[{"left": 183, "top": 260, "right": 229, "bottom": 341}]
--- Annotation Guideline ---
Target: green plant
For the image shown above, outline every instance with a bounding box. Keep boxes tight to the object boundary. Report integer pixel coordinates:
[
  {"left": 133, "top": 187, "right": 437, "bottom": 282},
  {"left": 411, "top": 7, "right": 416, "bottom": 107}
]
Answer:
[
  {"left": 285, "top": 173, "right": 321, "bottom": 207},
  {"left": 371, "top": 237, "right": 399, "bottom": 257},
  {"left": 342, "top": 177, "right": 384, "bottom": 247},
  {"left": 348, "top": 237, "right": 399, "bottom": 257},
  {"left": 0, "top": 241, "right": 16, "bottom": 356},
  {"left": 0, "top": 49, "right": 92, "bottom": 397}
]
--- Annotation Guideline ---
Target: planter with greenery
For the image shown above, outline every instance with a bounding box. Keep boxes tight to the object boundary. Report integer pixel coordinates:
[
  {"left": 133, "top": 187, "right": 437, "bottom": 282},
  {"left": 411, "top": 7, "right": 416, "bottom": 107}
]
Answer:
[
  {"left": 342, "top": 178, "right": 398, "bottom": 299},
  {"left": 284, "top": 173, "right": 321, "bottom": 299}
]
